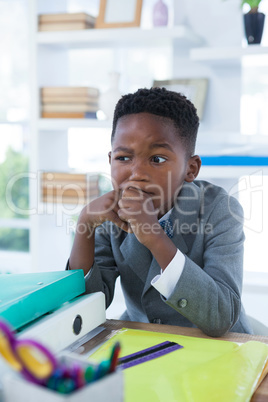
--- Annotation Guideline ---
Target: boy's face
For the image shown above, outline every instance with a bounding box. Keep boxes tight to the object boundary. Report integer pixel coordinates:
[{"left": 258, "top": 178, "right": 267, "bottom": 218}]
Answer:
[{"left": 109, "top": 113, "right": 200, "bottom": 217}]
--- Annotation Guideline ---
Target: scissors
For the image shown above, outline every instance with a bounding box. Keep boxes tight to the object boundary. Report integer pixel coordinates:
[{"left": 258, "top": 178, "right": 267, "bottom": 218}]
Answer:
[{"left": 0, "top": 320, "right": 57, "bottom": 384}]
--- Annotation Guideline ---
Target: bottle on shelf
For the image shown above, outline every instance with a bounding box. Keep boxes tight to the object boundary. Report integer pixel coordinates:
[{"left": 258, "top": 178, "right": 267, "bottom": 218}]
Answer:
[{"left": 152, "top": 0, "right": 168, "bottom": 27}]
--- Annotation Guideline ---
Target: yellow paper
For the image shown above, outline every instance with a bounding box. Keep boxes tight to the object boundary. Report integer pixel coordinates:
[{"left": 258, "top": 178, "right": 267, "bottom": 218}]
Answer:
[{"left": 90, "top": 328, "right": 268, "bottom": 401}]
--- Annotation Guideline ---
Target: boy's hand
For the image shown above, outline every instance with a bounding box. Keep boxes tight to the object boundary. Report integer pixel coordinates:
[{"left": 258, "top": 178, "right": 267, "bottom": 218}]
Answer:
[
  {"left": 80, "top": 190, "right": 130, "bottom": 232},
  {"left": 117, "top": 186, "right": 161, "bottom": 246},
  {"left": 117, "top": 185, "right": 177, "bottom": 271},
  {"left": 70, "top": 190, "right": 129, "bottom": 275}
]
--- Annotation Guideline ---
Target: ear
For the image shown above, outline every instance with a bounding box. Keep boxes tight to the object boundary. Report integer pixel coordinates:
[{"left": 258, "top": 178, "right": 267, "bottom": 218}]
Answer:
[
  {"left": 108, "top": 151, "right": 112, "bottom": 165},
  {"left": 184, "top": 155, "right": 201, "bottom": 183}
]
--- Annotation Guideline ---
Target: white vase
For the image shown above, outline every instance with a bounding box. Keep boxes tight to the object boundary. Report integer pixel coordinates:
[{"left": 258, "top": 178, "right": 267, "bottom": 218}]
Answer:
[{"left": 99, "top": 72, "right": 121, "bottom": 120}]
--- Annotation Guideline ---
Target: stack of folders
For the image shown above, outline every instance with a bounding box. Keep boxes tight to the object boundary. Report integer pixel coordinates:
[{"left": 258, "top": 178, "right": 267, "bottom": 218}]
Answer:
[
  {"left": 41, "top": 172, "right": 101, "bottom": 205},
  {"left": 40, "top": 86, "right": 100, "bottom": 119},
  {"left": 0, "top": 270, "right": 85, "bottom": 330},
  {"left": 38, "top": 12, "right": 96, "bottom": 31}
]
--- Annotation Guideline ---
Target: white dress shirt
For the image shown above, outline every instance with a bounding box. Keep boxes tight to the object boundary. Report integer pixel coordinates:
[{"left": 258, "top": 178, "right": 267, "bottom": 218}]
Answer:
[{"left": 151, "top": 210, "right": 185, "bottom": 299}]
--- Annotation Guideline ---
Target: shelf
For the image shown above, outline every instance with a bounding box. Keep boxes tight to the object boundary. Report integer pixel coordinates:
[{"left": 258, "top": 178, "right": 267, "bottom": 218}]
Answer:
[
  {"left": 199, "top": 165, "right": 268, "bottom": 179},
  {"left": 37, "top": 26, "right": 203, "bottom": 49},
  {"left": 190, "top": 44, "right": 268, "bottom": 64},
  {"left": 0, "top": 120, "right": 28, "bottom": 125},
  {"left": 38, "top": 118, "right": 112, "bottom": 130}
]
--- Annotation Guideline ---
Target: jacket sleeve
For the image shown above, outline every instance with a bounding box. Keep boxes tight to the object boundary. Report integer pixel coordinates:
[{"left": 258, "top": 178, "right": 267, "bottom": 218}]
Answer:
[
  {"left": 84, "top": 224, "right": 119, "bottom": 309},
  {"left": 164, "top": 194, "right": 245, "bottom": 337}
]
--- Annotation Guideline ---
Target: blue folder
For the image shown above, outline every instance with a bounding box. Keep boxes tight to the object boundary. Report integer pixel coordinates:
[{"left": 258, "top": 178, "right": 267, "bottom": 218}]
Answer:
[{"left": 0, "top": 270, "right": 85, "bottom": 330}]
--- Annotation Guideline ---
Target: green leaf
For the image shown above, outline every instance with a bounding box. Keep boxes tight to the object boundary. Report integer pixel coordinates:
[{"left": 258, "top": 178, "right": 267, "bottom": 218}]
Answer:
[{"left": 241, "top": 0, "right": 262, "bottom": 9}]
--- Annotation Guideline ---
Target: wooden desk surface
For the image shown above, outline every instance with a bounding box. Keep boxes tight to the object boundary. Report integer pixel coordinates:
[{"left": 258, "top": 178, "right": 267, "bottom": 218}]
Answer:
[{"left": 77, "top": 319, "right": 268, "bottom": 402}]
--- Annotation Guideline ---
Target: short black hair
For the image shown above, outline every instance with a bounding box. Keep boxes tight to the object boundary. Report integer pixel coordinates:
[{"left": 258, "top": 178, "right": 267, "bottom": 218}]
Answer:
[{"left": 111, "top": 87, "right": 199, "bottom": 157}]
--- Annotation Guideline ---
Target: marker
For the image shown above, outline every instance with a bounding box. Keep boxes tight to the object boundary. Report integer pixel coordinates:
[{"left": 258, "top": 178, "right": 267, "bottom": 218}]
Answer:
[
  {"left": 46, "top": 366, "right": 65, "bottom": 390},
  {"left": 56, "top": 377, "right": 76, "bottom": 394},
  {"left": 84, "top": 365, "right": 95, "bottom": 383},
  {"left": 76, "top": 366, "right": 85, "bottom": 388},
  {"left": 95, "top": 359, "right": 110, "bottom": 380},
  {"left": 71, "top": 363, "right": 85, "bottom": 389},
  {"left": 109, "top": 342, "right": 121, "bottom": 373}
]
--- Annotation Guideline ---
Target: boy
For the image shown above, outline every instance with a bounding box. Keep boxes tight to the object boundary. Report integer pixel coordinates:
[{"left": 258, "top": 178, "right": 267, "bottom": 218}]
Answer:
[{"left": 68, "top": 87, "right": 252, "bottom": 337}]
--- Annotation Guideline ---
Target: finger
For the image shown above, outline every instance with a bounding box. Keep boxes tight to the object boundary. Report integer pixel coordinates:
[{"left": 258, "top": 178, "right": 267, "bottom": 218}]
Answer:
[
  {"left": 117, "top": 202, "right": 142, "bottom": 219},
  {"left": 109, "top": 189, "right": 121, "bottom": 204},
  {"left": 121, "top": 189, "right": 145, "bottom": 203},
  {"left": 109, "top": 211, "right": 131, "bottom": 232}
]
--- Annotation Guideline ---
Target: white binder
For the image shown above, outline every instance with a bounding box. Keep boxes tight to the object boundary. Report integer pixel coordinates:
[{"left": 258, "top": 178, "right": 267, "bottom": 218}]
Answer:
[{"left": 17, "top": 292, "right": 106, "bottom": 353}]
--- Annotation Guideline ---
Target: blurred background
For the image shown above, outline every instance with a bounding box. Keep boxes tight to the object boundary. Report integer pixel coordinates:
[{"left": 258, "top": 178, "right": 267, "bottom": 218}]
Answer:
[{"left": 0, "top": 0, "right": 268, "bottom": 323}]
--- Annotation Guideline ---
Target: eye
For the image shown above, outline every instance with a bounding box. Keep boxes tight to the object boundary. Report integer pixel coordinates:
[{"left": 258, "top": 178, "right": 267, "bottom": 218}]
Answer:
[
  {"left": 151, "top": 155, "right": 166, "bottom": 164},
  {"left": 115, "top": 156, "right": 131, "bottom": 161}
]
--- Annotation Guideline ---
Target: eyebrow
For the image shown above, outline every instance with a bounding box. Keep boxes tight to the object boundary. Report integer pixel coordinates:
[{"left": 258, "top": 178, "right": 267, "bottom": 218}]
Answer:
[
  {"left": 149, "top": 143, "right": 174, "bottom": 152},
  {"left": 113, "top": 143, "right": 174, "bottom": 153},
  {"left": 113, "top": 146, "right": 133, "bottom": 153}
]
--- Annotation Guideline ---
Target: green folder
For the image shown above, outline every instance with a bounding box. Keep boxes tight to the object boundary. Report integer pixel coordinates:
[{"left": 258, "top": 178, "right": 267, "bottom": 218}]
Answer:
[
  {"left": 0, "top": 270, "right": 85, "bottom": 330},
  {"left": 90, "top": 328, "right": 268, "bottom": 402}
]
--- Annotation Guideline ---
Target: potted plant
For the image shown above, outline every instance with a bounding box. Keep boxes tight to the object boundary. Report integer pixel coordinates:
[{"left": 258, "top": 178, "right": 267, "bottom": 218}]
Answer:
[{"left": 242, "top": 0, "right": 265, "bottom": 44}]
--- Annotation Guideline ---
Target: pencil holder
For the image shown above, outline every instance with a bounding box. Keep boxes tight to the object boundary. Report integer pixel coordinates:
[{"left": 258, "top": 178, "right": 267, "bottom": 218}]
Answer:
[{"left": 2, "top": 352, "right": 124, "bottom": 402}]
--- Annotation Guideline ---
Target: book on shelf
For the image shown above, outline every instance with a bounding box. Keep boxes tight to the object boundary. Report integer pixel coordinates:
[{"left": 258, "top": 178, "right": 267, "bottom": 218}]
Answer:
[
  {"left": 43, "top": 195, "right": 90, "bottom": 204},
  {"left": 42, "top": 172, "right": 88, "bottom": 181},
  {"left": 42, "top": 103, "right": 99, "bottom": 113},
  {"left": 39, "top": 12, "right": 96, "bottom": 25},
  {"left": 41, "top": 111, "right": 97, "bottom": 119},
  {"left": 40, "top": 86, "right": 100, "bottom": 118},
  {"left": 38, "top": 22, "right": 94, "bottom": 31},
  {"left": 43, "top": 188, "right": 99, "bottom": 199},
  {"left": 38, "top": 12, "right": 96, "bottom": 31},
  {"left": 42, "top": 96, "right": 98, "bottom": 104},
  {"left": 41, "top": 86, "right": 100, "bottom": 98},
  {"left": 41, "top": 172, "right": 100, "bottom": 205}
]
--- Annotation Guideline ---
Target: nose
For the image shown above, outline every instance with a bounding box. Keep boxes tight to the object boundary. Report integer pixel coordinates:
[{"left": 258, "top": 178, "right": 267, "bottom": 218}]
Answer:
[{"left": 128, "top": 160, "right": 149, "bottom": 182}]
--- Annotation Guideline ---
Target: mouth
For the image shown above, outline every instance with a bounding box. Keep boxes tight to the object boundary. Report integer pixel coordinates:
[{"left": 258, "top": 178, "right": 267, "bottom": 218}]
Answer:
[{"left": 120, "top": 185, "right": 155, "bottom": 196}]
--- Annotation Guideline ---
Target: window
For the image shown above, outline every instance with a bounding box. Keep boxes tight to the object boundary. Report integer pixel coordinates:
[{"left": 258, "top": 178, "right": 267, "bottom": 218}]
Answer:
[{"left": 0, "top": 0, "right": 30, "bottom": 271}]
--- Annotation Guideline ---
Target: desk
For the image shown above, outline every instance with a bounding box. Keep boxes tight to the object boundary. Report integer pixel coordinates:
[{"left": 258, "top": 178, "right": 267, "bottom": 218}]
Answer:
[{"left": 75, "top": 319, "right": 268, "bottom": 402}]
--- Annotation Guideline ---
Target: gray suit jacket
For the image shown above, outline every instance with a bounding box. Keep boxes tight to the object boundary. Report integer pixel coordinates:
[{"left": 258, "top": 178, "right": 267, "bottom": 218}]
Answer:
[{"left": 85, "top": 180, "right": 252, "bottom": 337}]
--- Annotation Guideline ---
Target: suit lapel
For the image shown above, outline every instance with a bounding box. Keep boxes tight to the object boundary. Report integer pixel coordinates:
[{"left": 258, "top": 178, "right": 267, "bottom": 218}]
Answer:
[
  {"left": 171, "top": 181, "right": 202, "bottom": 239},
  {"left": 120, "top": 233, "right": 152, "bottom": 283}
]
